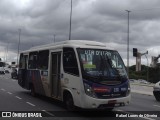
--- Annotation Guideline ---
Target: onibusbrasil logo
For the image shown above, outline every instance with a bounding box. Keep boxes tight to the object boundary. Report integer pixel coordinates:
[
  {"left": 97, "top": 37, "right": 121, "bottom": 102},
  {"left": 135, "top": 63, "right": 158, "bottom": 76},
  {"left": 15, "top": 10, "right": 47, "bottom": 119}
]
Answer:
[{"left": 1, "top": 112, "right": 42, "bottom": 118}]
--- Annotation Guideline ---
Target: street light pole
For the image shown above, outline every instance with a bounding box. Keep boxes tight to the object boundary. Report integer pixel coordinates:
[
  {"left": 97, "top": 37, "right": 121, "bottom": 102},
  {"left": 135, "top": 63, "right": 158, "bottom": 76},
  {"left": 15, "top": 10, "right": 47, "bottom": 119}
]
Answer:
[
  {"left": 17, "top": 29, "right": 21, "bottom": 65},
  {"left": 53, "top": 34, "right": 56, "bottom": 43},
  {"left": 6, "top": 42, "right": 9, "bottom": 63},
  {"left": 69, "top": 0, "right": 72, "bottom": 40},
  {"left": 126, "top": 10, "right": 131, "bottom": 78},
  {"left": 145, "top": 54, "right": 149, "bottom": 82}
]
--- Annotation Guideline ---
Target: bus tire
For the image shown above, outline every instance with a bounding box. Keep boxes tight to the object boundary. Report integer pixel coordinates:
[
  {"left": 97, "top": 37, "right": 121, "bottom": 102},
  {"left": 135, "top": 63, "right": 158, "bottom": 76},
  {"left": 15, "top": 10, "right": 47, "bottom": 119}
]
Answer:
[
  {"left": 104, "top": 108, "right": 114, "bottom": 111},
  {"left": 65, "top": 93, "right": 75, "bottom": 111},
  {"left": 31, "top": 85, "right": 36, "bottom": 97}
]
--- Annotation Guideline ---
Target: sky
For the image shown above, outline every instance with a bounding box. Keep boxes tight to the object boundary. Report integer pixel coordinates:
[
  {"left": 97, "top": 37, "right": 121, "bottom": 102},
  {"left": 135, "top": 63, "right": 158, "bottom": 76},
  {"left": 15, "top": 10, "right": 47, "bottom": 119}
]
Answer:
[{"left": 0, "top": 0, "right": 160, "bottom": 66}]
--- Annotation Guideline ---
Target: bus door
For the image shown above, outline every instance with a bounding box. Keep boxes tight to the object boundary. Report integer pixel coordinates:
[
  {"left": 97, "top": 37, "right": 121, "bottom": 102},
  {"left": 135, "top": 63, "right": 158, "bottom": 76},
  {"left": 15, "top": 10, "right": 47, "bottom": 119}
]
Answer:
[
  {"left": 51, "top": 52, "right": 61, "bottom": 99},
  {"left": 18, "top": 54, "right": 28, "bottom": 88}
]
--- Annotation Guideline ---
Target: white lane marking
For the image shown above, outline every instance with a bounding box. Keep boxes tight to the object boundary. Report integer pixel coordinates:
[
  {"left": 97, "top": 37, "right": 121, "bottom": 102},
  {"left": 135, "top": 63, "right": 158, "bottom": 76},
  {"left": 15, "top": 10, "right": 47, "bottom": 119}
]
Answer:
[
  {"left": 26, "top": 102, "right": 36, "bottom": 107},
  {"left": 116, "top": 109, "right": 123, "bottom": 111},
  {"left": 153, "top": 105, "right": 160, "bottom": 108},
  {"left": 140, "top": 117, "right": 156, "bottom": 120},
  {"left": 15, "top": 96, "right": 22, "bottom": 100},
  {"left": 42, "top": 110, "right": 55, "bottom": 117},
  {"left": 1, "top": 88, "right": 6, "bottom": 91},
  {"left": 116, "top": 109, "right": 155, "bottom": 120},
  {"left": 7, "top": 92, "right": 12, "bottom": 95}
]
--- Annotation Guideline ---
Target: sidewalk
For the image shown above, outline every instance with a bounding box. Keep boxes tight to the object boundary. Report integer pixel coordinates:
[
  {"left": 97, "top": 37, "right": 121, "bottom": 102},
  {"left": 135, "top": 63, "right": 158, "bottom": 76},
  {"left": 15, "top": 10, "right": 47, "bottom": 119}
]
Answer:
[{"left": 130, "top": 84, "right": 154, "bottom": 96}]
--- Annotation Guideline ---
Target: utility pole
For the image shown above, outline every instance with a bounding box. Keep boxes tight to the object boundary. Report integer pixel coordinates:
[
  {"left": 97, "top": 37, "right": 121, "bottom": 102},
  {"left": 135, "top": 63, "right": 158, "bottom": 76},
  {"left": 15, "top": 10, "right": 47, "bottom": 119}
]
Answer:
[
  {"left": 144, "top": 54, "right": 149, "bottom": 82},
  {"left": 69, "top": 0, "right": 72, "bottom": 40},
  {"left": 126, "top": 10, "right": 131, "bottom": 78},
  {"left": 17, "top": 29, "right": 21, "bottom": 65},
  {"left": 6, "top": 42, "right": 9, "bottom": 63},
  {"left": 53, "top": 34, "right": 56, "bottom": 43}
]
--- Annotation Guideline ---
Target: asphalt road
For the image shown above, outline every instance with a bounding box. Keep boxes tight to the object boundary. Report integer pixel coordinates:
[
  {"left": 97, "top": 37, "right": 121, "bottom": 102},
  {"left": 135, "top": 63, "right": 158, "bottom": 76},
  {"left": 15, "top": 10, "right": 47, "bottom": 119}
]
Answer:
[{"left": 0, "top": 74, "right": 160, "bottom": 120}]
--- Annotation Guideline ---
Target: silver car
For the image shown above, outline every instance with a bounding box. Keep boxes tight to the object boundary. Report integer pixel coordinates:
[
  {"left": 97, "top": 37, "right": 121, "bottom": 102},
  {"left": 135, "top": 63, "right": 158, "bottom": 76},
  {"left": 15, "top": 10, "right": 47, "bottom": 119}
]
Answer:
[{"left": 153, "top": 81, "right": 160, "bottom": 101}]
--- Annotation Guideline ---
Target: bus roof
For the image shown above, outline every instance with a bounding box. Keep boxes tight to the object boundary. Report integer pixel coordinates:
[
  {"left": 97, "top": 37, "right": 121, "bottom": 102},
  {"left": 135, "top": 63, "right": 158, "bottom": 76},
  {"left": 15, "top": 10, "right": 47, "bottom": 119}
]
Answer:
[{"left": 21, "top": 40, "right": 115, "bottom": 53}]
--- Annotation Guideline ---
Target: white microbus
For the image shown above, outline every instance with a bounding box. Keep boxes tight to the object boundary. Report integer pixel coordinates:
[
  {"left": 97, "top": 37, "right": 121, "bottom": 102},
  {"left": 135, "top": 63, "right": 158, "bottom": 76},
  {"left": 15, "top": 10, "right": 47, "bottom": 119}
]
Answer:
[{"left": 18, "top": 40, "right": 130, "bottom": 110}]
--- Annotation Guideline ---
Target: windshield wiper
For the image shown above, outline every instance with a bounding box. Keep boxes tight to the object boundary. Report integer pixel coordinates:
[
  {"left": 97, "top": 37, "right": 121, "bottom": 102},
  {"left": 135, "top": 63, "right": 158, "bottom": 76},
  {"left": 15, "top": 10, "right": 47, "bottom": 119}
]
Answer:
[
  {"left": 103, "top": 55, "right": 124, "bottom": 81},
  {"left": 99, "top": 55, "right": 105, "bottom": 75},
  {"left": 98, "top": 55, "right": 109, "bottom": 81}
]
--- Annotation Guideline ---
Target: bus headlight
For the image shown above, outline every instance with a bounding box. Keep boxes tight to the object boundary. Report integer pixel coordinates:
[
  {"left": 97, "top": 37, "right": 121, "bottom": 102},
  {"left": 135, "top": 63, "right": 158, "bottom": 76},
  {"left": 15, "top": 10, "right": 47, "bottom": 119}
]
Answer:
[
  {"left": 84, "top": 83, "right": 97, "bottom": 98},
  {"left": 127, "top": 82, "right": 131, "bottom": 96}
]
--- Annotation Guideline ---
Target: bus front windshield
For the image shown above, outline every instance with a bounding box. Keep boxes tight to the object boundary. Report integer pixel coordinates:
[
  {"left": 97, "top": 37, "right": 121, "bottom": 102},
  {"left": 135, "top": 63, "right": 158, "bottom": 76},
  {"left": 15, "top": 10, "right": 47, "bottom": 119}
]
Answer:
[{"left": 77, "top": 48, "right": 128, "bottom": 83}]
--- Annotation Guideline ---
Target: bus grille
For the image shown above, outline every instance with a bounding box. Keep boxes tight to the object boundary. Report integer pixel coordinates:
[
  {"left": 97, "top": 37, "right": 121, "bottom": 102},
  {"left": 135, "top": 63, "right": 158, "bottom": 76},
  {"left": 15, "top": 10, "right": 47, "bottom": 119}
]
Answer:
[
  {"left": 100, "top": 81, "right": 121, "bottom": 85},
  {"left": 96, "top": 92, "right": 127, "bottom": 99}
]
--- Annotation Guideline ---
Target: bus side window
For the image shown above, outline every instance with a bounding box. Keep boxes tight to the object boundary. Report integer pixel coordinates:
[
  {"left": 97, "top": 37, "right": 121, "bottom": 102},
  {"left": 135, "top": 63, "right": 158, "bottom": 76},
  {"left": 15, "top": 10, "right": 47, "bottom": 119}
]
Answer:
[
  {"left": 19, "top": 54, "right": 28, "bottom": 69},
  {"left": 63, "top": 47, "right": 79, "bottom": 76},
  {"left": 37, "top": 50, "right": 49, "bottom": 70},
  {"left": 19, "top": 54, "right": 25, "bottom": 69},
  {"left": 28, "top": 52, "right": 38, "bottom": 69}
]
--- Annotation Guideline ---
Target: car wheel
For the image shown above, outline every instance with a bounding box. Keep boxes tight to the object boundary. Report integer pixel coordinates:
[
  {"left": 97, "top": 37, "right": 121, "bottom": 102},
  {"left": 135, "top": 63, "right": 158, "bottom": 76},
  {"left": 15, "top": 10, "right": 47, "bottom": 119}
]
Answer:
[{"left": 154, "top": 92, "right": 160, "bottom": 101}]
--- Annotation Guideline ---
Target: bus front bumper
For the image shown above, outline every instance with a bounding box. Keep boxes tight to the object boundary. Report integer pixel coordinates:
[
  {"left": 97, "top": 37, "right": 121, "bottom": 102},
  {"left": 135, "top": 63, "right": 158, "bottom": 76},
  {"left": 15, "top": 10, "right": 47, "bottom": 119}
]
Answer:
[{"left": 80, "top": 94, "right": 131, "bottom": 109}]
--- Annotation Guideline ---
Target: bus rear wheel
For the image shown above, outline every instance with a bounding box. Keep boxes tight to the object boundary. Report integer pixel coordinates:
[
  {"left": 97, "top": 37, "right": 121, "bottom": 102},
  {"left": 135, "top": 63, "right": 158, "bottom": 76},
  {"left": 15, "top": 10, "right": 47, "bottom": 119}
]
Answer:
[
  {"left": 65, "top": 93, "right": 75, "bottom": 111},
  {"left": 31, "top": 85, "right": 36, "bottom": 97}
]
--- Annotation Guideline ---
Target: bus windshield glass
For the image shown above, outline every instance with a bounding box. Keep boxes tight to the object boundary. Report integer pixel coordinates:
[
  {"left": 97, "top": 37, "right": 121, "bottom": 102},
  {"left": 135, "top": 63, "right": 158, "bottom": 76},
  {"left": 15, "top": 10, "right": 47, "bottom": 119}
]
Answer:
[{"left": 77, "top": 48, "right": 127, "bottom": 82}]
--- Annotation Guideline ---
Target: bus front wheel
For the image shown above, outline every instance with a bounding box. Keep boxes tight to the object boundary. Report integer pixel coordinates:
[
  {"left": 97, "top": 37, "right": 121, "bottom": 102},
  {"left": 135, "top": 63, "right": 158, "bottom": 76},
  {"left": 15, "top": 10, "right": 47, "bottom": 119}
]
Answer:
[{"left": 65, "top": 93, "right": 75, "bottom": 111}]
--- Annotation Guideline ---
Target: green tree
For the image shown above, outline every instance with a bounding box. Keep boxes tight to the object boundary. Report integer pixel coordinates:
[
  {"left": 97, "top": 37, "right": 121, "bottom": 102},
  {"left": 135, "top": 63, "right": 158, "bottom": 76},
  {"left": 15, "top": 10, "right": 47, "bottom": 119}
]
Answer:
[{"left": 129, "top": 65, "right": 160, "bottom": 83}]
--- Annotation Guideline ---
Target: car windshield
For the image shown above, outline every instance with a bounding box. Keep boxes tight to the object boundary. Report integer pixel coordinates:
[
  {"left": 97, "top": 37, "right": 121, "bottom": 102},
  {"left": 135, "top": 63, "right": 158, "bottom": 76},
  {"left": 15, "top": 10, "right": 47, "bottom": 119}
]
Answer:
[{"left": 77, "top": 48, "right": 127, "bottom": 82}]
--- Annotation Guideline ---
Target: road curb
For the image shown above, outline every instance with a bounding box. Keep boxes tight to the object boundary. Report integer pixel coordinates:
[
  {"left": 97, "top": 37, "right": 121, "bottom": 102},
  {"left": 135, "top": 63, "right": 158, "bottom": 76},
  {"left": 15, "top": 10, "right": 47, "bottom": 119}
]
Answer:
[
  {"left": 131, "top": 90, "right": 153, "bottom": 96},
  {"left": 130, "top": 83, "right": 154, "bottom": 87}
]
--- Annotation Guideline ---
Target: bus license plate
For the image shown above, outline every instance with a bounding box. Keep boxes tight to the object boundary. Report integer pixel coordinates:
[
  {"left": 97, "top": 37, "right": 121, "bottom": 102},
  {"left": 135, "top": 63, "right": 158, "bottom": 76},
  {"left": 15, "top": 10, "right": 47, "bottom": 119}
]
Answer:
[{"left": 108, "top": 100, "right": 117, "bottom": 104}]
